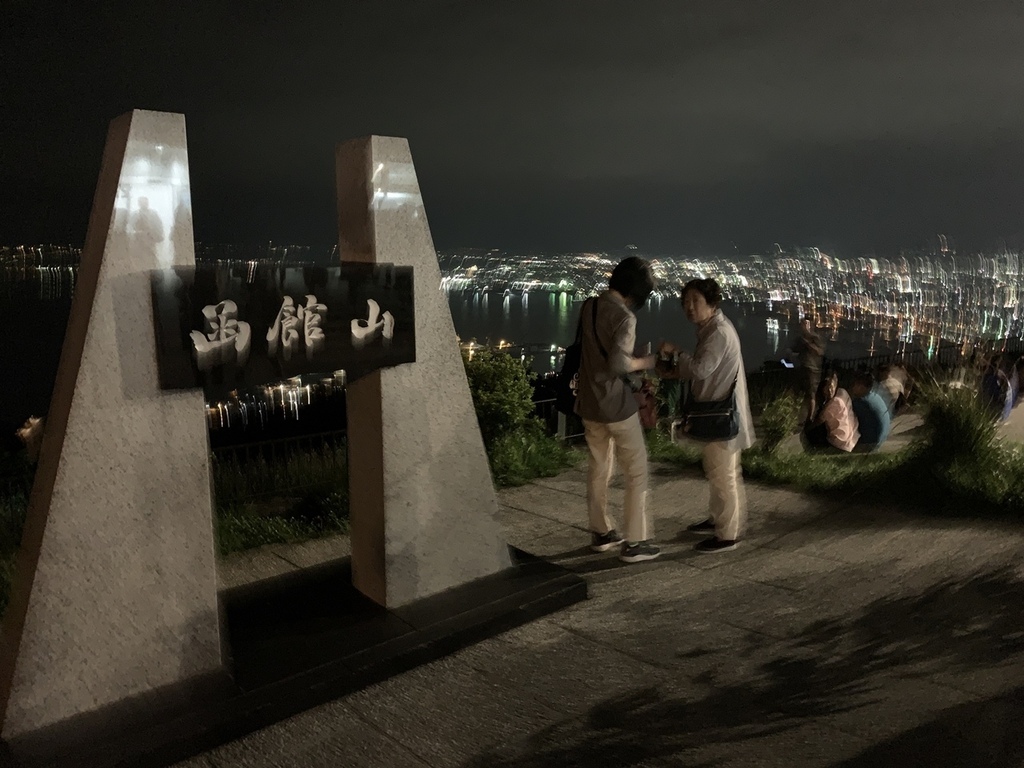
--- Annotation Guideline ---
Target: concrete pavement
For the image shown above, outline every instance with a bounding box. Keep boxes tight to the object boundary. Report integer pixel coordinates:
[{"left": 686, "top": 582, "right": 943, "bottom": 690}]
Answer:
[{"left": 178, "top": 461, "right": 1024, "bottom": 767}]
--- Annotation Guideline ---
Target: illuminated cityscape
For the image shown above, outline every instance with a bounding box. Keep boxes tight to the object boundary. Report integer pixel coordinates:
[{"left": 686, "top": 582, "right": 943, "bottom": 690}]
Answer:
[
  {"left": 6, "top": 240, "right": 1024, "bottom": 361},
  {"left": 437, "top": 241, "right": 1024, "bottom": 362},
  {"left": 7, "top": 237, "right": 1024, "bottom": 442}
]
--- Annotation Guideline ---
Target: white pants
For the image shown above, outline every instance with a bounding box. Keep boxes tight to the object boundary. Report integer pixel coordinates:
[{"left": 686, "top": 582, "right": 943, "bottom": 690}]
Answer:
[
  {"left": 701, "top": 440, "right": 747, "bottom": 541},
  {"left": 583, "top": 415, "right": 650, "bottom": 543}
]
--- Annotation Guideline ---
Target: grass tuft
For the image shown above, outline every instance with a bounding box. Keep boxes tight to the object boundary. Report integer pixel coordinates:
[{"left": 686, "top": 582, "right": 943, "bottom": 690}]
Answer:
[
  {"left": 759, "top": 392, "right": 800, "bottom": 454},
  {"left": 216, "top": 503, "right": 349, "bottom": 556},
  {"left": 212, "top": 445, "right": 349, "bottom": 556},
  {"left": 742, "top": 448, "right": 908, "bottom": 498}
]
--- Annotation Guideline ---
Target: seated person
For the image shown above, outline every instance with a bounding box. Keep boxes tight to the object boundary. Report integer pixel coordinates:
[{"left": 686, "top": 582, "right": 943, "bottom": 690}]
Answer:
[
  {"left": 981, "top": 353, "right": 1014, "bottom": 422},
  {"left": 1011, "top": 358, "right": 1021, "bottom": 409},
  {"left": 849, "top": 370, "right": 891, "bottom": 451},
  {"left": 803, "top": 369, "right": 860, "bottom": 452},
  {"left": 876, "top": 363, "right": 912, "bottom": 415}
]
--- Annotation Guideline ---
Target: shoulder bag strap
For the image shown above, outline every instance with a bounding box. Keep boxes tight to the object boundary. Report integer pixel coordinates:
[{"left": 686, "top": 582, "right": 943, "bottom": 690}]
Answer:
[
  {"left": 590, "top": 296, "right": 609, "bottom": 359},
  {"left": 572, "top": 301, "right": 585, "bottom": 344}
]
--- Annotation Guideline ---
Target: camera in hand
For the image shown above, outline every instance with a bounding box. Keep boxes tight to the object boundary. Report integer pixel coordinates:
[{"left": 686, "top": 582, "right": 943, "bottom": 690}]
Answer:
[{"left": 656, "top": 351, "right": 677, "bottom": 374}]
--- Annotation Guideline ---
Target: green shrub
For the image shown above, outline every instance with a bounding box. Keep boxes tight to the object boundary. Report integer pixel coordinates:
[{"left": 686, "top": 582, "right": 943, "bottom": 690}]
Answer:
[
  {"left": 462, "top": 348, "right": 536, "bottom": 446},
  {"left": 918, "top": 379, "right": 998, "bottom": 464},
  {"left": 461, "top": 348, "right": 577, "bottom": 487},
  {"left": 759, "top": 393, "right": 800, "bottom": 454},
  {"left": 0, "top": 488, "right": 28, "bottom": 618},
  {"left": 747, "top": 370, "right": 794, "bottom": 414},
  {"left": 900, "top": 376, "right": 1024, "bottom": 514},
  {"left": 0, "top": 453, "right": 32, "bottom": 619},
  {"left": 488, "top": 419, "right": 576, "bottom": 487}
]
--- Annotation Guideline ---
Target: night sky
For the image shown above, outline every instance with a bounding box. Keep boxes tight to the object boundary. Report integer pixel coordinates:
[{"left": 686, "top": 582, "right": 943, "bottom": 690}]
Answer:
[{"left": 3, "top": 1, "right": 1024, "bottom": 255}]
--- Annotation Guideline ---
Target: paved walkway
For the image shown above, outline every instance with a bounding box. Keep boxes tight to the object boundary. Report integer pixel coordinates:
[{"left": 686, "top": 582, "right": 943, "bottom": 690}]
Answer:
[{"left": 180, "top": 461, "right": 1024, "bottom": 767}]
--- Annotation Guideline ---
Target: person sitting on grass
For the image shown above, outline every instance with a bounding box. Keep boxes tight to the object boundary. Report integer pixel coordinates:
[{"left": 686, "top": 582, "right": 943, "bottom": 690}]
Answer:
[
  {"left": 981, "top": 353, "right": 1014, "bottom": 422},
  {"left": 849, "top": 370, "right": 891, "bottom": 452},
  {"left": 876, "top": 363, "right": 913, "bottom": 416},
  {"left": 1011, "top": 354, "right": 1019, "bottom": 403},
  {"left": 803, "top": 369, "right": 859, "bottom": 452}
]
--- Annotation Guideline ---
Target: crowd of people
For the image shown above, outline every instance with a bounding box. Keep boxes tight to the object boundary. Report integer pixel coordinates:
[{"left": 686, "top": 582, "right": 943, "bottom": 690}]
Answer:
[
  {"left": 800, "top": 365, "right": 909, "bottom": 453},
  {"left": 800, "top": 345, "right": 1024, "bottom": 455},
  {"left": 784, "top": 318, "right": 911, "bottom": 455}
]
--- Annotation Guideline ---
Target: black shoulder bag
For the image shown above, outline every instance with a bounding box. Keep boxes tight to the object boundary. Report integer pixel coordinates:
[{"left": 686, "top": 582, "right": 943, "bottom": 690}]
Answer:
[
  {"left": 680, "top": 377, "right": 740, "bottom": 441},
  {"left": 554, "top": 298, "right": 595, "bottom": 414}
]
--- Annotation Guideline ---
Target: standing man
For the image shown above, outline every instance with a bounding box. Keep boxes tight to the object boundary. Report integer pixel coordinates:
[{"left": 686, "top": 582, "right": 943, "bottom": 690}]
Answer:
[
  {"left": 792, "top": 317, "right": 825, "bottom": 424},
  {"left": 576, "top": 257, "right": 660, "bottom": 563}
]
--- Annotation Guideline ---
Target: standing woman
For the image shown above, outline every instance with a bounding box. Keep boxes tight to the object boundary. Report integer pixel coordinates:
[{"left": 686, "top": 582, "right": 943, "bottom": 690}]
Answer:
[
  {"left": 659, "top": 278, "right": 754, "bottom": 553},
  {"left": 576, "top": 257, "right": 660, "bottom": 563}
]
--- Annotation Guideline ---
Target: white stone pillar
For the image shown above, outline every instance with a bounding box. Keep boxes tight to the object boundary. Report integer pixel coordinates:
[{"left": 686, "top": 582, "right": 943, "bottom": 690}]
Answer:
[
  {"left": 0, "top": 110, "right": 223, "bottom": 738},
  {"left": 336, "top": 136, "right": 511, "bottom": 607}
]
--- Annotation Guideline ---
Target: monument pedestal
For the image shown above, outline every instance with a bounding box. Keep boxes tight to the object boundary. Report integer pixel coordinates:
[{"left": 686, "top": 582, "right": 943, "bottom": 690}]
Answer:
[{"left": 4, "top": 550, "right": 584, "bottom": 768}]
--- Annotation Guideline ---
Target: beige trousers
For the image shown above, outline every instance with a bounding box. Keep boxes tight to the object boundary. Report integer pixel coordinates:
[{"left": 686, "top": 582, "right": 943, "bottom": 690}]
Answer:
[
  {"left": 701, "top": 440, "right": 747, "bottom": 541},
  {"left": 583, "top": 415, "right": 650, "bottom": 543}
]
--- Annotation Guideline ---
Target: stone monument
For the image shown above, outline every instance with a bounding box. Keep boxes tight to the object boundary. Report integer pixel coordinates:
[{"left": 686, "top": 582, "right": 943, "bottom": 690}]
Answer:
[
  {"left": 0, "top": 119, "right": 567, "bottom": 765},
  {"left": 336, "top": 136, "right": 512, "bottom": 607},
  {"left": 0, "top": 110, "right": 223, "bottom": 742}
]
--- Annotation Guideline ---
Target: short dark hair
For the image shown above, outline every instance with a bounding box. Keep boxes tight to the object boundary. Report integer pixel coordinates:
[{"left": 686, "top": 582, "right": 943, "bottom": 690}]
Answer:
[
  {"left": 876, "top": 364, "right": 892, "bottom": 379},
  {"left": 852, "top": 370, "right": 874, "bottom": 389},
  {"left": 680, "top": 278, "right": 723, "bottom": 307},
  {"left": 817, "top": 367, "right": 838, "bottom": 397},
  {"left": 609, "top": 257, "right": 656, "bottom": 310}
]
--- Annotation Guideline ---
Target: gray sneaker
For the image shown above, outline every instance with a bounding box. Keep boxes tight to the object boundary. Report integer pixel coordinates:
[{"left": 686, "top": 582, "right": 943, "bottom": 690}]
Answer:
[{"left": 619, "top": 540, "right": 661, "bottom": 563}]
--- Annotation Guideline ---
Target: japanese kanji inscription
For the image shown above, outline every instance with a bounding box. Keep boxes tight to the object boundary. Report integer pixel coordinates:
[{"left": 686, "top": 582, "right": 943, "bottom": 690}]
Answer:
[{"left": 151, "top": 263, "right": 415, "bottom": 398}]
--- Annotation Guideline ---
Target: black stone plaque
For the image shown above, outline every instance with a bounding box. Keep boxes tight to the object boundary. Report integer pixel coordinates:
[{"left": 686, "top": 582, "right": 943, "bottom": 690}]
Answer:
[{"left": 151, "top": 264, "right": 415, "bottom": 399}]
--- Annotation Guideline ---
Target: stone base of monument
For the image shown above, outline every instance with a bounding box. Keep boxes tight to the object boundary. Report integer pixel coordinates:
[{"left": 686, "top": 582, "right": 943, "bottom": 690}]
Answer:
[{"left": 1, "top": 549, "right": 586, "bottom": 768}]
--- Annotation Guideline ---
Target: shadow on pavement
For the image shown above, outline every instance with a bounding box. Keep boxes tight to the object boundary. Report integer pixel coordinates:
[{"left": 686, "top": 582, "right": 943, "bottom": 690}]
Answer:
[
  {"left": 467, "top": 567, "right": 1024, "bottom": 767},
  {"left": 834, "top": 688, "right": 1024, "bottom": 767}
]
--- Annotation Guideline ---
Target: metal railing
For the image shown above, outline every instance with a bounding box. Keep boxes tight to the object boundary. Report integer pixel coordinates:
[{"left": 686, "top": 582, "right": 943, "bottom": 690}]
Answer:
[{"left": 533, "top": 396, "right": 586, "bottom": 442}]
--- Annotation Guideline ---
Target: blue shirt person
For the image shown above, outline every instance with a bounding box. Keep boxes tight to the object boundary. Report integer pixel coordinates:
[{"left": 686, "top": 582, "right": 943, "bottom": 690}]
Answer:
[
  {"left": 849, "top": 371, "right": 891, "bottom": 450},
  {"left": 981, "top": 353, "right": 1014, "bottom": 422}
]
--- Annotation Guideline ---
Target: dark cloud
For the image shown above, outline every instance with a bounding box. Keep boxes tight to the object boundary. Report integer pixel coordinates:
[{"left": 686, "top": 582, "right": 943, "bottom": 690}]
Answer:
[{"left": 2, "top": 0, "right": 1024, "bottom": 253}]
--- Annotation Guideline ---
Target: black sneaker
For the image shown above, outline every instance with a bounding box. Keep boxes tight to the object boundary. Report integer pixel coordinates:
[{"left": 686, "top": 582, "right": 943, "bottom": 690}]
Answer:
[
  {"left": 685, "top": 518, "right": 716, "bottom": 534},
  {"left": 695, "top": 537, "right": 738, "bottom": 554},
  {"left": 591, "top": 529, "right": 625, "bottom": 552},
  {"left": 619, "top": 540, "right": 661, "bottom": 563}
]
